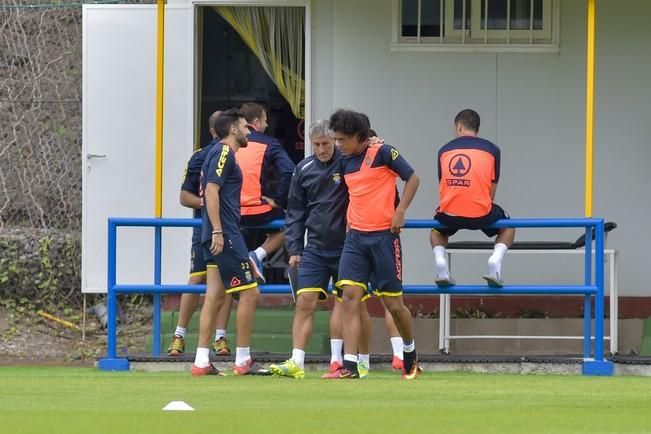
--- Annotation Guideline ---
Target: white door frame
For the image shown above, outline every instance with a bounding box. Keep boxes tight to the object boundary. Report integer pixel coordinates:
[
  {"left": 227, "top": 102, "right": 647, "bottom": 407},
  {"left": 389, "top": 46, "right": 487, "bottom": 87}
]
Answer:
[{"left": 191, "top": 0, "right": 312, "bottom": 156}]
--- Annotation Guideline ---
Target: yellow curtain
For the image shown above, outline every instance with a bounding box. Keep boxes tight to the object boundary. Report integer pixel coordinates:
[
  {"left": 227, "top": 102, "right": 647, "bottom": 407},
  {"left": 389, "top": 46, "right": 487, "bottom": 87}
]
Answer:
[{"left": 215, "top": 6, "right": 305, "bottom": 119}]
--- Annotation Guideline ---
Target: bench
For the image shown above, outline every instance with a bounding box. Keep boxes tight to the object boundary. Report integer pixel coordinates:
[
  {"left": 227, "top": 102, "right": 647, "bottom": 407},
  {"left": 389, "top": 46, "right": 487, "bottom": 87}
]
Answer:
[{"left": 440, "top": 222, "right": 618, "bottom": 355}]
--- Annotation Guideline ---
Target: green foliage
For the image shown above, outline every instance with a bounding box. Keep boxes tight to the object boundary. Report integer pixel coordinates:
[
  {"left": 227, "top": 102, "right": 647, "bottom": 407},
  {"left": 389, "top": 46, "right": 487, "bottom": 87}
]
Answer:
[
  {"left": 0, "top": 240, "right": 21, "bottom": 285},
  {"left": 517, "top": 308, "right": 550, "bottom": 319},
  {"left": 453, "top": 304, "right": 499, "bottom": 319},
  {"left": 0, "top": 231, "right": 81, "bottom": 315}
]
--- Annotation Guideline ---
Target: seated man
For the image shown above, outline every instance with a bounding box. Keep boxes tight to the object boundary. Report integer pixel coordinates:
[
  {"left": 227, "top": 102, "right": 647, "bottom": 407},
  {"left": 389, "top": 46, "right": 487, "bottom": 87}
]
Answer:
[{"left": 431, "top": 109, "right": 515, "bottom": 287}]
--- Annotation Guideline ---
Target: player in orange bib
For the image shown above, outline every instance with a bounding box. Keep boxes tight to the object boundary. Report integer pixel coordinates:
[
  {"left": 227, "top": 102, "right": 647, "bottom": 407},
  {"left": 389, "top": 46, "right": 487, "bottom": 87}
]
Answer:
[
  {"left": 431, "top": 109, "right": 515, "bottom": 287},
  {"left": 331, "top": 109, "right": 421, "bottom": 380}
]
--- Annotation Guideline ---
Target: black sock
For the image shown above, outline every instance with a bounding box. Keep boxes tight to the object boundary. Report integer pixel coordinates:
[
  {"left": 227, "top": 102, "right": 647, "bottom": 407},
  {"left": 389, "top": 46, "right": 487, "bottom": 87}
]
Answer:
[
  {"left": 343, "top": 359, "right": 358, "bottom": 373},
  {"left": 403, "top": 349, "right": 417, "bottom": 371}
]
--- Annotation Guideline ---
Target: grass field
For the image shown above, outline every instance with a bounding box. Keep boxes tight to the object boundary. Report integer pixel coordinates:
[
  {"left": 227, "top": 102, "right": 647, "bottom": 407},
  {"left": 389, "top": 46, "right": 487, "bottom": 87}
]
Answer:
[{"left": 1, "top": 367, "right": 651, "bottom": 434}]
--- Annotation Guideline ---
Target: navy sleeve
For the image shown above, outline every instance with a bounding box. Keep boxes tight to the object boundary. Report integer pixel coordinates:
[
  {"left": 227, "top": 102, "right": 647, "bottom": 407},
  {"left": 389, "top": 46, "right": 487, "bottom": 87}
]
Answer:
[
  {"left": 284, "top": 167, "right": 307, "bottom": 256},
  {"left": 266, "top": 141, "right": 296, "bottom": 208},
  {"left": 492, "top": 145, "right": 501, "bottom": 183},
  {"left": 181, "top": 159, "right": 196, "bottom": 193},
  {"left": 437, "top": 148, "right": 443, "bottom": 182},
  {"left": 379, "top": 144, "right": 415, "bottom": 181},
  {"left": 181, "top": 150, "right": 203, "bottom": 194},
  {"left": 206, "top": 145, "right": 235, "bottom": 187}
]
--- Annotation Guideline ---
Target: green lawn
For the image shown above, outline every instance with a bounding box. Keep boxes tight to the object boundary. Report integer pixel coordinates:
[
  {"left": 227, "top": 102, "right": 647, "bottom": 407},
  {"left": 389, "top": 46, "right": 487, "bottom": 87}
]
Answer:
[{"left": 1, "top": 367, "right": 650, "bottom": 434}]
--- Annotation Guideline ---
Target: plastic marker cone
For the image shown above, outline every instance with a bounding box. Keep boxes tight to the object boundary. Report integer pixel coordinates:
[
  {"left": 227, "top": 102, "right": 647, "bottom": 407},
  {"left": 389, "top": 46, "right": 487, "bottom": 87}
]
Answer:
[{"left": 162, "top": 401, "right": 195, "bottom": 411}]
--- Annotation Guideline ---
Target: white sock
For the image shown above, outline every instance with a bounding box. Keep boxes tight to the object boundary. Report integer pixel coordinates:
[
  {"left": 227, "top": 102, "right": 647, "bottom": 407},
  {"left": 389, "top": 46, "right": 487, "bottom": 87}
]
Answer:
[
  {"left": 235, "top": 347, "right": 250, "bottom": 366},
  {"left": 194, "top": 347, "right": 210, "bottom": 368},
  {"left": 390, "top": 337, "right": 404, "bottom": 359},
  {"left": 254, "top": 247, "right": 267, "bottom": 261},
  {"left": 433, "top": 246, "right": 449, "bottom": 279},
  {"left": 291, "top": 348, "right": 306, "bottom": 369},
  {"left": 403, "top": 340, "right": 415, "bottom": 353},
  {"left": 215, "top": 329, "right": 226, "bottom": 341},
  {"left": 343, "top": 353, "right": 358, "bottom": 363},
  {"left": 488, "top": 243, "right": 508, "bottom": 277},
  {"left": 358, "top": 353, "right": 370, "bottom": 368},
  {"left": 174, "top": 326, "right": 187, "bottom": 338},
  {"left": 330, "top": 339, "right": 343, "bottom": 364}
]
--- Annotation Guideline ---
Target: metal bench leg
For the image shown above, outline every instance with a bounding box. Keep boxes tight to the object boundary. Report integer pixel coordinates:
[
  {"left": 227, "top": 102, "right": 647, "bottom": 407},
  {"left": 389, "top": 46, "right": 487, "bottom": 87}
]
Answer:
[
  {"left": 609, "top": 252, "right": 618, "bottom": 355},
  {"left": 438, "top": 293, "right": 446, "bottom": 352}
]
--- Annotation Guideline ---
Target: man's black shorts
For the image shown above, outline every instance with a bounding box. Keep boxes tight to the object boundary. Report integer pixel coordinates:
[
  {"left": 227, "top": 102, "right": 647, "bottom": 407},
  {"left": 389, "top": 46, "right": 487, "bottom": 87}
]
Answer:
[
  {"left": 295, "top": 248, "right": 341, "bottom": 301},
  {"left": 202, "top": 233, "right": 257, "bottom": 295},
  {"left": 434, "top": 204, "right": 510, "bottom": 237},
  {"left": 189, "top": 242, "right": 207, "bottom": 277}
]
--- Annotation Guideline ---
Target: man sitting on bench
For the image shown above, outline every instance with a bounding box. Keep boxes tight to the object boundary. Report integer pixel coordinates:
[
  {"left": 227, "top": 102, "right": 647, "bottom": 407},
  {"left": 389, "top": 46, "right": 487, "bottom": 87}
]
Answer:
[{"left": 431, "top": 109, "right": 515, "bottom": 287}]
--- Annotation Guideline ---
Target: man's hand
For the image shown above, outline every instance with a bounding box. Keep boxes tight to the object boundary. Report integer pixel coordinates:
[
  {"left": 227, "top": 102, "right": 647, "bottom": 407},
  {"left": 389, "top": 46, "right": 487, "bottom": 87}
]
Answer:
[
  {"left": 289, "top": 255, "right": 301, "bottom": 267},
  {"left": 210, "top": 233, "right": 224, "bottom": 255},
  {"left": 262, "top": 196, "right": 279, "bottom": 209},
  {"left": 391, "top": 209, "right": 406, "bottom": 234}
]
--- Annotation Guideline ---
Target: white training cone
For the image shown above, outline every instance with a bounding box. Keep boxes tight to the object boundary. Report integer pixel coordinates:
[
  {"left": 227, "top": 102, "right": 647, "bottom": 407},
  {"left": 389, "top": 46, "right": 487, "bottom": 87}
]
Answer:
[{"left": 162, "top": 401, "right": 195, "bottom": 411}]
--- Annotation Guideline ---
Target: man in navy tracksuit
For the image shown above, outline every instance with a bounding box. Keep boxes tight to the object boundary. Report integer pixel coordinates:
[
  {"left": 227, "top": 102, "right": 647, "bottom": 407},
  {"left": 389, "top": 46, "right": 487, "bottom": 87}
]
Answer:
[{"left": 269, "top": 119, "right": 367, "bottom": 379}]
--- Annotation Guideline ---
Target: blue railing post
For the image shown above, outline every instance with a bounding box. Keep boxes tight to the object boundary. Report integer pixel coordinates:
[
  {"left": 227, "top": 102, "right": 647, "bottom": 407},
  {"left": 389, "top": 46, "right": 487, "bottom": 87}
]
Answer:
[
  {"left": 153, "top": 225, "right": 162, "bottom": 357},
  {"left": 594, "top": 220, "right": 605, "bottom": 360},
  {"left": 97, "top": 218, "right": 130, "bottom": 370},
  {"left": 107, "top": 219, "right": 117, "bottom": 359},
  {"left": 583, "top": 226, "right": 593, "bottom": 359},
  {"left": 582, "top": 219, "right": 613, "bottom": 375}
]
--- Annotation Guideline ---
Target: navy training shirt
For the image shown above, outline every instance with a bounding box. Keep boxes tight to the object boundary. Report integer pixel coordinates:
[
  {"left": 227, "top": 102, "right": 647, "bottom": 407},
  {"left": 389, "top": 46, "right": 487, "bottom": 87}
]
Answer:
[
  {"left": 181, "top": 138, "right": 219, "bottom": 242},
  {"left": 200, "top": 143, "right": 243, "bottom": 243},
  {"left": 284, "top": 148, "right": 349, "bottom": 255}
]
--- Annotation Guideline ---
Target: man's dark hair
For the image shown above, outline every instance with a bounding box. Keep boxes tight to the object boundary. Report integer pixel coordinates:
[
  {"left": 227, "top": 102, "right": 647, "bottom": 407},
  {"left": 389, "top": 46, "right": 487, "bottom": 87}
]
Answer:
[
  {"left": 454, "top": 109, "right": 481, "bottom": 133},
  {"left": 208, "top": 110, "right": 222, "bottom": 134},
  {"left": 214, "top": 109, "right": 244, "bottom": 139},
  {"left": 329, "top": 109, "right": 370, "bottom": 142},
  {"left": 239, "top": 102, "right": 266, "bottom": 123}
]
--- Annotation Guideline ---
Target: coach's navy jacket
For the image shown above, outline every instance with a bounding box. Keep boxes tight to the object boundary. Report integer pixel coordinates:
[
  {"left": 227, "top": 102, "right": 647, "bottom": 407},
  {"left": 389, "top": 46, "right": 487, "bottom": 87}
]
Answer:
[{"left": 284, "top": 148, "right": 348, "bottom": 256}]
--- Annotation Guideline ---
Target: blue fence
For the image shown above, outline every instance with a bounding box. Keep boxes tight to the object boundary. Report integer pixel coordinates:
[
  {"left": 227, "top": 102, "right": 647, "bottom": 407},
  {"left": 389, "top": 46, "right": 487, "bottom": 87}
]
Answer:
[{"left": 98, "top": 217, "right": 613, "bottom": 376}]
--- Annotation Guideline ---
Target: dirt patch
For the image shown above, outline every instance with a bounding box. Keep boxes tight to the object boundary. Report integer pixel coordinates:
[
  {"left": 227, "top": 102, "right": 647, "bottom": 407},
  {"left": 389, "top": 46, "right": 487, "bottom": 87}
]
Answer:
[{"left": 0, "top": 303, "right": 151, "bottom": 365}]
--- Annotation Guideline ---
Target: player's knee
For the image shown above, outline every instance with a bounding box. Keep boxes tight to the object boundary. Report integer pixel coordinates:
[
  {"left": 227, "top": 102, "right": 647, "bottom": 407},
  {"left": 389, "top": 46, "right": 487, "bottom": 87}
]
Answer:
[
  {"left": 341, "top": 290, "right": 362, "bottom": 305},
  {"left": 238, "top": 286, "right": 259, "bottom": 304},
  {"left": 206, "top": 289, "right": 225, "bottom": 307},
  {"left": 296, "top": 294, "right": 318, "bottom": 313},
  {"left": 383, "top": 297, "right": 404, "bottom": 315}
]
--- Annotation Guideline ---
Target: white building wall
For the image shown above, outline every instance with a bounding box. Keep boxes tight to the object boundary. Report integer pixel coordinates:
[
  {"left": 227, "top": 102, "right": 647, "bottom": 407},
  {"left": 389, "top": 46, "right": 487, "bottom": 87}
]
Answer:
[{"left": 311, "top": 0, "right": 650, "bottom": 296}]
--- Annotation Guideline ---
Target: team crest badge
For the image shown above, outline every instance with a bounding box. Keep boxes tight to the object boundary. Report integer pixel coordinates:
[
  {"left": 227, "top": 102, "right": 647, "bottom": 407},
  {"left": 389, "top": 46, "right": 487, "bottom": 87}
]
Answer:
[
  {"left": 332, "top": 173, "right": 341, "bottom": 184},
  {"left": 245, "top": 271, "right": 252, "bottom": 281}
]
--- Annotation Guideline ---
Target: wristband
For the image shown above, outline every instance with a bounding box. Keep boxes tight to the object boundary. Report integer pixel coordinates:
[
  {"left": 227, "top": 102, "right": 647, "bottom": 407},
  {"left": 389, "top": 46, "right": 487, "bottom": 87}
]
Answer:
[{"left": 212, "top": 230, "right": 223, "bottom": 235}]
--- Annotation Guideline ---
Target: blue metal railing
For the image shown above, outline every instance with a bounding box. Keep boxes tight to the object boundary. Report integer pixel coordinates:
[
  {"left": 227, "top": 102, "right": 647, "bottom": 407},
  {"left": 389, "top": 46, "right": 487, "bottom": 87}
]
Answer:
[{"left": 99, "top": 217, "right": 612, "bottom": 375}]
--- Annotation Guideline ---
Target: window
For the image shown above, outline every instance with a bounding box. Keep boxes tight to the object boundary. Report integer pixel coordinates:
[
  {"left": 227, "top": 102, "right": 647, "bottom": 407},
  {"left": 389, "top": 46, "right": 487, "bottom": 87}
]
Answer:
[{"left": 394, "top": 0, "right": 559, "bottom": 52}]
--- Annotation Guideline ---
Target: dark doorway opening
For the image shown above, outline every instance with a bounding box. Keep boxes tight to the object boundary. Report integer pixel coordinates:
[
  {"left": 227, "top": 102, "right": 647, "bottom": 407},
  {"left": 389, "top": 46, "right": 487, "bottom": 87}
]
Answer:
[
  {"left": 197, "top": 7, "right": 306, "bottom": 284},
  {"left": 197, "top": 7, "right": 304, "bottom": 164}
]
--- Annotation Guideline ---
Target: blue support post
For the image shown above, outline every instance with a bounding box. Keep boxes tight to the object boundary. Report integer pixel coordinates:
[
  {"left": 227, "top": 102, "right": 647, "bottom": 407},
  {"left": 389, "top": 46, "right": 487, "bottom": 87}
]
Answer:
[
  {"left": 583, "top": 220, "right": 614, "bottom": 375},
  {"left": 152, "top": 225, "right": 162, "bottom": 357},
  {"left": 583, "top": 296, "right": 591, "bottom": 359},
  {"left": 98, "top": 219, "right": 130, "bottom": 371},
  {"left": 583, "top": 226, "right": 592, "bottom": 359}
]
